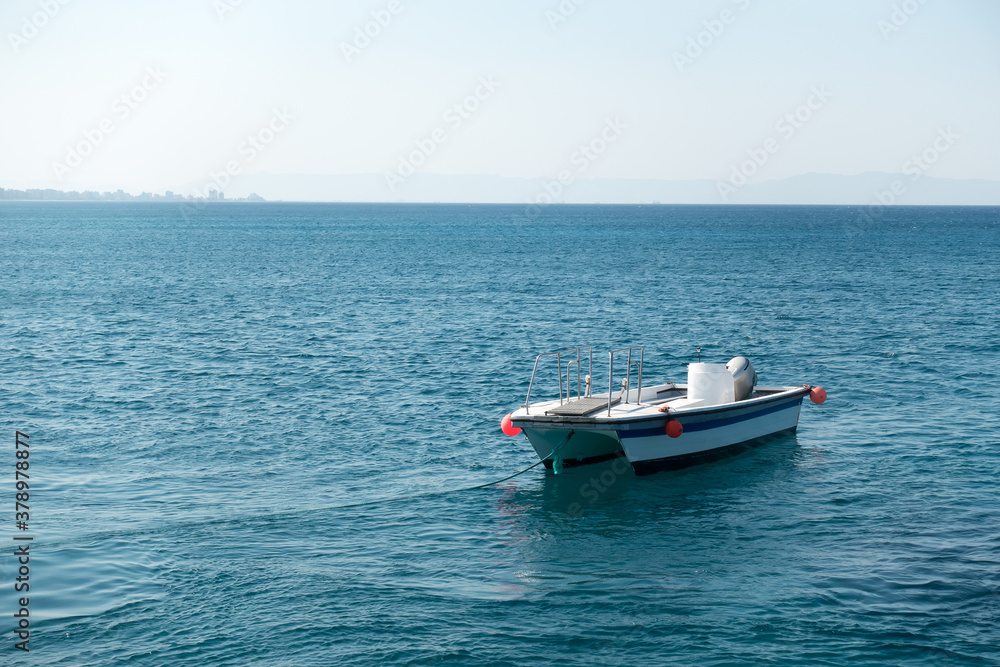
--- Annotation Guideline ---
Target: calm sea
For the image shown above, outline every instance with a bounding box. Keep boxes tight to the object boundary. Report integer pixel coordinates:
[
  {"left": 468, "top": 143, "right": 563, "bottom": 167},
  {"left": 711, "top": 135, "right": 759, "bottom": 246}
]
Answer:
[{"left": 1, "top": 202, "right": 998, "bottom": 665}]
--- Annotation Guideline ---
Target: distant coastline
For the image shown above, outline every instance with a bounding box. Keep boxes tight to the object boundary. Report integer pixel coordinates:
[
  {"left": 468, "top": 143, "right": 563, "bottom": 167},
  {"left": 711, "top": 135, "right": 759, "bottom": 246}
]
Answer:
[
  {"left": 4, "top": 173, "right": 999, "bottom": 206},
  {"left": 0, "top": 187, "right": 265, "bottom": 202}
]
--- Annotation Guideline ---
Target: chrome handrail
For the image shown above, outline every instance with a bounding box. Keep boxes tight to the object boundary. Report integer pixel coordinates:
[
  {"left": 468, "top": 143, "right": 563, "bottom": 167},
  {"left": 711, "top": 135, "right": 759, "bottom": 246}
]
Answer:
[
  {"left": 523, "top": 347, "right": 593, "bottom": 414},
  {"left": 566, "top": 359, "right": 583, "bottom": 402},
  {"left": 608, "top": 346, "right": 644, "bottom": 416}
]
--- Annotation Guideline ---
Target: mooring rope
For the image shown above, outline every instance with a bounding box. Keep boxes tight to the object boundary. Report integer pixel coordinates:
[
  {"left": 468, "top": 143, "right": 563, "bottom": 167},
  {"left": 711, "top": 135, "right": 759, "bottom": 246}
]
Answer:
[{"left": 30, "top": 432, "right": 576, "bottom": 549}]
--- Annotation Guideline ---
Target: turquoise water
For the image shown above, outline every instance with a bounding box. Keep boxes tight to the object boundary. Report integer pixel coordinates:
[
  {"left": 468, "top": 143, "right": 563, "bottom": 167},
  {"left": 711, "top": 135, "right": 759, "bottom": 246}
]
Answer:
[{"left": 1, "top": 202, "right": 998, "bottom": 665}]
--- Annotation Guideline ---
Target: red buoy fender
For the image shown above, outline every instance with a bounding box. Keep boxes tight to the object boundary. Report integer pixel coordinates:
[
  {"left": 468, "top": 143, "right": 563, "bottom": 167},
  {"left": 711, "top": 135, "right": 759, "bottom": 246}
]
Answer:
[
  {"left": 665, "top": 420, "right": 683, "bottom": 438},
  {"left": 501, "top": 413, "right": 522, "bottom": 436},
  {"left": 809, "top": 387, "right": 827, "bottom": 405}
]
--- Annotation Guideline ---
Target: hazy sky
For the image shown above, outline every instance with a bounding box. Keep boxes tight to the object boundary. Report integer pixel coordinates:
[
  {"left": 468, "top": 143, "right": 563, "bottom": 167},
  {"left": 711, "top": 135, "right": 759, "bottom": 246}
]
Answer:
[{"left": 2, "top": 0, "right": 998, "bottom": 196}]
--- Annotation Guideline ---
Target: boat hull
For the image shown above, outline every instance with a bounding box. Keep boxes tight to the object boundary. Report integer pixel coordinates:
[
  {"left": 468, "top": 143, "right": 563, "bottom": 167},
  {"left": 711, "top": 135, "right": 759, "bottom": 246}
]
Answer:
[
  {"left": 520, "top": 426, "right": 624, "bottom": 469},
  {"left": 619, "top": 393, "right": 805, "bottom": 475},
  {"left": 627, "top": 426, "right": 797, "bottom": 475},
  {"left": 512, "top": 388, "right": 808, "bottom": 475}
]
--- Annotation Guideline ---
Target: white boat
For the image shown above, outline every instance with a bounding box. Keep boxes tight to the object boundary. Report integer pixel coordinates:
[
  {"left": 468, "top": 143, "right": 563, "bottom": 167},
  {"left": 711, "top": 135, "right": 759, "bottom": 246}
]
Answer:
[{"left": 501, "top": 347, "right": 826, "bottom": 475}]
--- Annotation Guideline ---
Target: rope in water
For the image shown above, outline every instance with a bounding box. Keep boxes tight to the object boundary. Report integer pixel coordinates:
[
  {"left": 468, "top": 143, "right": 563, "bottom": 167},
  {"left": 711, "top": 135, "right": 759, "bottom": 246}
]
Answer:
[
  {"left": 253, "top": 431, "right": 574, "bottom": 517},
  {"left": 34, "top": 432, "right": 575, "bottom": 548}
]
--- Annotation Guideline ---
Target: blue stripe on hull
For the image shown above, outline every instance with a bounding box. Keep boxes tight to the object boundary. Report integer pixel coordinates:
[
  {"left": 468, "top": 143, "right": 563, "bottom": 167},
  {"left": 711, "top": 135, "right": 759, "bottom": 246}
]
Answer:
[{"left": 619, "top": 398, "right": 801, "bottom": 439}]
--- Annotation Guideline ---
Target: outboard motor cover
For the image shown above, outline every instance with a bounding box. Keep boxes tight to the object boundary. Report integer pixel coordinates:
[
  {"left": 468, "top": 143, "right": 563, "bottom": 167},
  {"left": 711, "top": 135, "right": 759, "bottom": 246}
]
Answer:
[{"left": 727, "top": 356, "right": 757, "bottom": 401}]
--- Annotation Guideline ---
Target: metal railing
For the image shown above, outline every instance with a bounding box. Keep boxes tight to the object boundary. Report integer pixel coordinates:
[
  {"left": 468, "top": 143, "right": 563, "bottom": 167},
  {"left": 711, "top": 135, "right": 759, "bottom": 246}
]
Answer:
[
  {"left": 523, "top": 347, "right": 592, "bottom": 414},
  {"left": 522, "top": 346, "right": 645, "bottom": 417},
  {"left": 608, "top": 346, "right": 644, "bottom": 416}
]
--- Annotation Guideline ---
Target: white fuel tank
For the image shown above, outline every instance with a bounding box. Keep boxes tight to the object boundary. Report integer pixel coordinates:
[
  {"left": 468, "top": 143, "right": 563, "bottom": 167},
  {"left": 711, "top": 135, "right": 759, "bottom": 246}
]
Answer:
[{"left": 687, "top": 363, "right": 735, "bottom": 407}]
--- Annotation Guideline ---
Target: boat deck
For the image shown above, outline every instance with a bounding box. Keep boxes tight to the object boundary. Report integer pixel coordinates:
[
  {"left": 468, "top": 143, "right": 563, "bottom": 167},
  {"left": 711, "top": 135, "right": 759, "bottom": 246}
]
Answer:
[
  {"left": 516, "top": 385, "right": 806, "bottom": 426},
  {"left": 545, "top": 397, "right": 619, "bottom": 416}
]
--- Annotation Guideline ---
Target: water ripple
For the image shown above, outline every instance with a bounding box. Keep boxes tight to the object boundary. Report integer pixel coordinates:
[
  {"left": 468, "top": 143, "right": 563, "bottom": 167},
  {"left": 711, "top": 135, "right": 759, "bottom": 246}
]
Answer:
[{"left": 1, "top": 203, "right": 998, "bottom": 665}]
